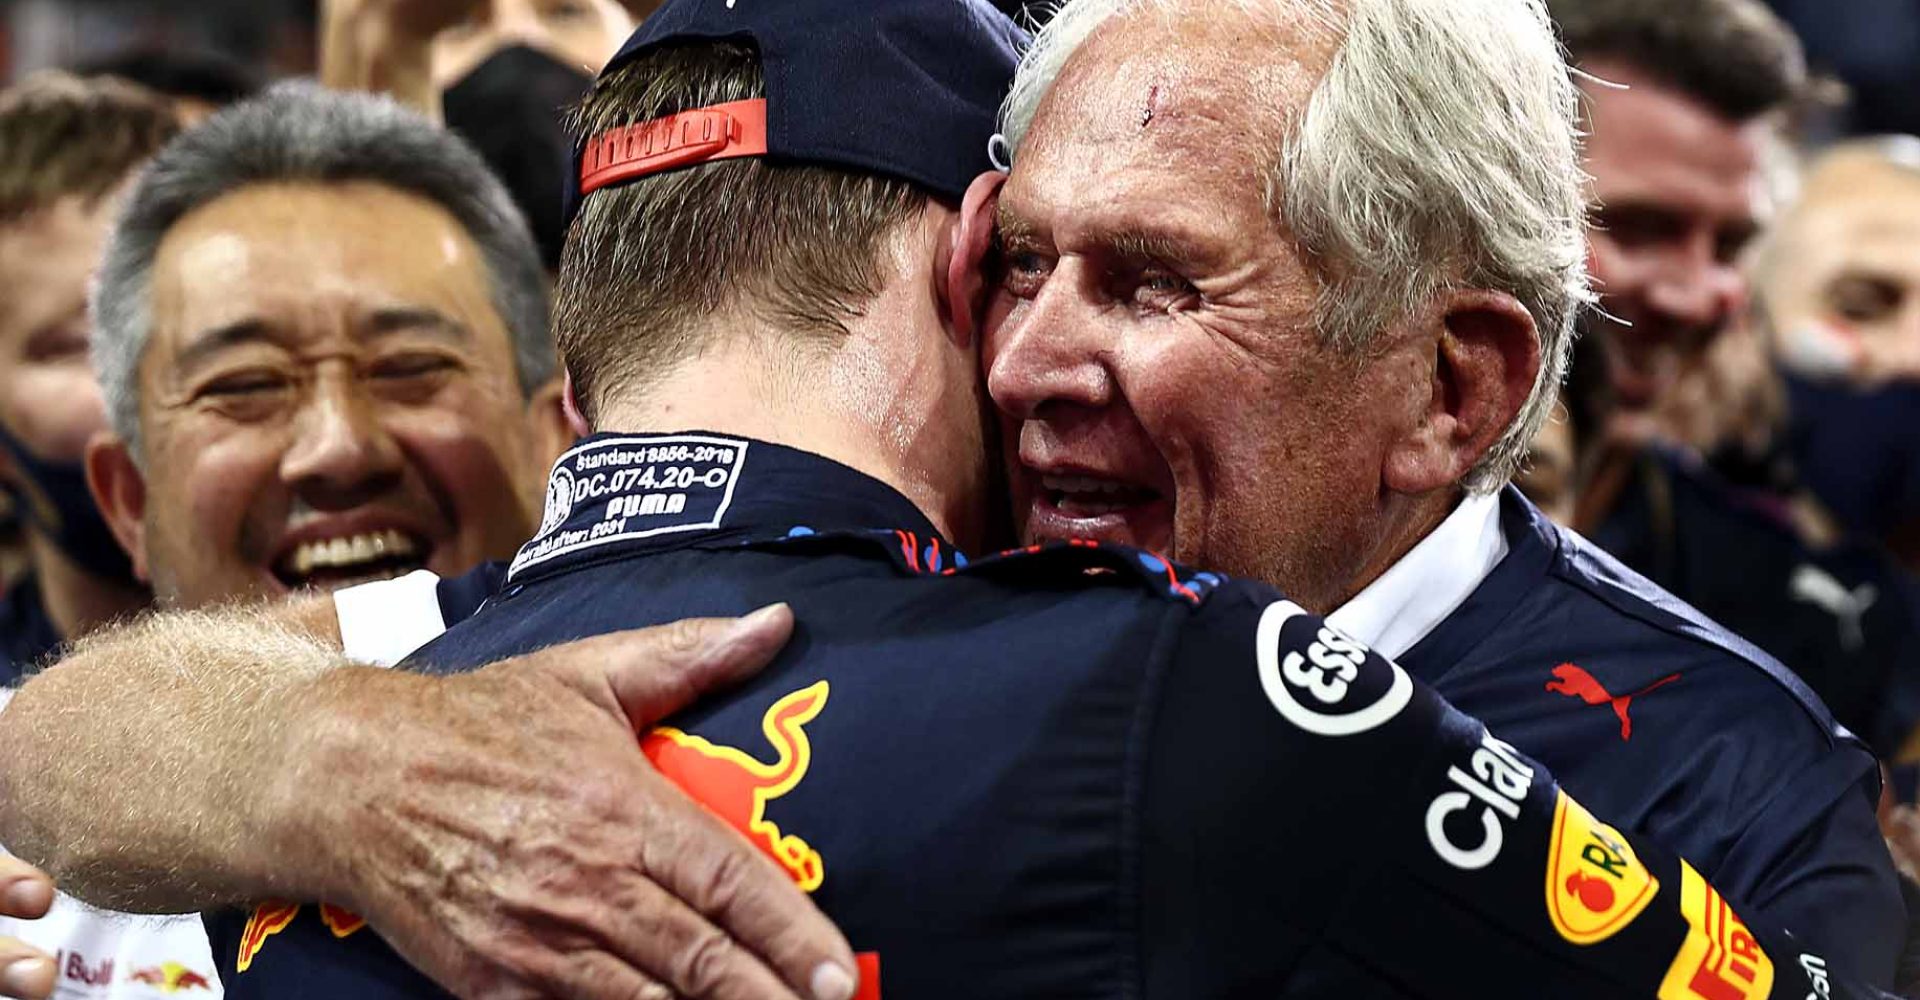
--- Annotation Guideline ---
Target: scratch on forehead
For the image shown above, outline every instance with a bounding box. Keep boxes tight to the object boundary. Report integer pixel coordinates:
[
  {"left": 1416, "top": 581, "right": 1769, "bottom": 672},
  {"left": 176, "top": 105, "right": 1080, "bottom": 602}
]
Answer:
[{"left": 1140, "top": 84, "right": 1160, "bottom": 129}]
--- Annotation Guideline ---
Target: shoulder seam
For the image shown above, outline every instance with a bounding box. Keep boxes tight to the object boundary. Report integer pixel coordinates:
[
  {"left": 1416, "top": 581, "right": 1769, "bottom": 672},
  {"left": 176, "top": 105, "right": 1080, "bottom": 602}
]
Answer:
[{"left": 1551, "top": 536, "right": 1847, "bottom": 747}]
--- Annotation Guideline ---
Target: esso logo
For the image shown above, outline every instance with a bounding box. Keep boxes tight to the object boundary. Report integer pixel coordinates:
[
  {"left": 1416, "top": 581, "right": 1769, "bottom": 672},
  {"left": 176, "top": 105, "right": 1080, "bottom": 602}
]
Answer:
[{"left": 1256, "top": 602, "right": 1413, "bottom": 737}]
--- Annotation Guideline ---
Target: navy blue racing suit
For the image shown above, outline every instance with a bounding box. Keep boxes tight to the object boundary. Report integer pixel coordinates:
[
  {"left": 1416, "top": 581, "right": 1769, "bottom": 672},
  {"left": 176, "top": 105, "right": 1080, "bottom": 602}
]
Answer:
[{"left": 207, "top": 432, "right": 1897, "bottom": 998}]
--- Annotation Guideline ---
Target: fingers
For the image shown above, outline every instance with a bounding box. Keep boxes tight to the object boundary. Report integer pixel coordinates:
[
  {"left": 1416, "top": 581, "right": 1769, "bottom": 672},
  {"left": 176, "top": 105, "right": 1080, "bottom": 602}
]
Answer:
[
  {"left": 538, "top": 874, "right": 808, "bottom": 1000},
  {"left": 0, "top": 860, "right": 52, "bottom": 921},
  {"left": 539, "top": 605, "right": 797, "bottom": 729},
  {"left": 634, "top": 773, "right": 858, "bottom": 1000},
  {"left": 0, "top": 940, "right": 53, "bottom": 1000},
  {"left": 534, "top": 950, "right": 676, "bottom": 1000}
]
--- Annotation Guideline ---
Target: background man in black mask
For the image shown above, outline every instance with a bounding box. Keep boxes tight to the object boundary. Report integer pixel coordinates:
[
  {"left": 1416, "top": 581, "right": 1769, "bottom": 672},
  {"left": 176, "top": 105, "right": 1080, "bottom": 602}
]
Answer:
[
  {"left": 1748, "top": 139, "right": 1920, "bottom": 761},
  {"left": 322, "top": 0, "right": 657, "bottom": 268},
  {"left": 1532, "top": 0, "right": 1920, "bottom": 765},
  {"left": 0, "top": 74, "right": 178, "bottom": 687},
  {"left": 1759, "top": 140, "right": 1920, "bottom": 582},
  {"left": 0, "top": 72, "right": 218, "bottom": 1000}
]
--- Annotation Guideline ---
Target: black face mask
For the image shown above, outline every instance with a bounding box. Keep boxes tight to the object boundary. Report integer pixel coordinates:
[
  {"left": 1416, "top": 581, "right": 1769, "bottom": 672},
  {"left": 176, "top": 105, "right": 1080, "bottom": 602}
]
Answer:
[
  {"left": 442, "top": 44, "right": 594, "bottom": 271},
  {"left": 1784, "top": 371, "right": 1920, "bottom": 542},
  {"left": 0, "top": 422, "right": 136, "bottom": 584}
]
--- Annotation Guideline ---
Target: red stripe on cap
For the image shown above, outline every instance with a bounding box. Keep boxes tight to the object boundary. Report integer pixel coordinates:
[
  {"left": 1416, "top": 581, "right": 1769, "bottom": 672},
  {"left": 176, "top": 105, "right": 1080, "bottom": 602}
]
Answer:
[{"left": 579, "top": 98, "right": 769, "bottom": 196}]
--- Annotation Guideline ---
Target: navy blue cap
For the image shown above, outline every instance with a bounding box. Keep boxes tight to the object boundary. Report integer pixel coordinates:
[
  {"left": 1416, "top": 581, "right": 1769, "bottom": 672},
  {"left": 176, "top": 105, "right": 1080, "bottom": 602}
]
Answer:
[{"left": 563, "top": 0, "right": 1027, "bottom": 222}]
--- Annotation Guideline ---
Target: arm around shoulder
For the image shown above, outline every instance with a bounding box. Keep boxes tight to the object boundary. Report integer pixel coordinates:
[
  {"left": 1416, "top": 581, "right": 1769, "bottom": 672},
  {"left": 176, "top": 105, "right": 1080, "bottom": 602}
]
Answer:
[{"left": 0, "top": 594, "right": 355, "bottom": 911}]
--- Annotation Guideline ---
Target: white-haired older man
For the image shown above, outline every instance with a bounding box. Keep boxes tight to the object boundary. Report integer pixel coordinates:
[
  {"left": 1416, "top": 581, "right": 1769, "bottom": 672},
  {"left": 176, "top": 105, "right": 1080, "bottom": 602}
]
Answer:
[
  {"left": 0, "top": 0, "right": 1902, "bottom": 993},
  {"left": 982, "top": 0, "right": 1899, "bottom": 981}
]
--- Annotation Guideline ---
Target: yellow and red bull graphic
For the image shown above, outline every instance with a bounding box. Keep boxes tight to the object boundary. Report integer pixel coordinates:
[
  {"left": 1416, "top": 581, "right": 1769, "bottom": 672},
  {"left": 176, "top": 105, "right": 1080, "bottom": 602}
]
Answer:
[
  {"left": 1546, "top": 792, "right": 1660, "bottom": 944},
  {"left": 126, "top": 962, "right": 215, "bottom": 993},
  {"left": 642, "top": 680, "right": 830, "bottom": 891},
  {"left": 234, "top": 681, "right": 881, "bottom": 997},
  {"left": 1658, "top": 863, "right": 1774, "bottom": 1000},
  {"left": 236, "top": 900, "right": 367, "bottom": 972},
  {"left": 647, "top": 681, "right": 882, "bottom": 1000}
]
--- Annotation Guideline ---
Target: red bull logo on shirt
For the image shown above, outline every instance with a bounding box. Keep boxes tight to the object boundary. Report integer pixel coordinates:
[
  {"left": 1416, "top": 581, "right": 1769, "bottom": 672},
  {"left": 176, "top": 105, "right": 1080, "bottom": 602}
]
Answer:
[
  {"left": 1546, "top": 792, "right": 1660, "bottom": 944},
  {"left": 126, "top": 962, "right": 215, "bottom": 992},
  {"left": 236, "top": 900, "right": 368, "bottom": 972},
  {"left": 1658, "top": 863, "right": 1774, "bottom": 1000},
  {"left": 642, "top": 681, "right": 830, "bottom": 891}
]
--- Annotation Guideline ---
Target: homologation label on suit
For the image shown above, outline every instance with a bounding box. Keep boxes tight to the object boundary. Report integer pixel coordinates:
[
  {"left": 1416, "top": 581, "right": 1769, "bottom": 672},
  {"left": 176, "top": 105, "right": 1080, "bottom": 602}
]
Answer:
[{"left": 510, "top": 434, "right": 751, "bottom": 579}]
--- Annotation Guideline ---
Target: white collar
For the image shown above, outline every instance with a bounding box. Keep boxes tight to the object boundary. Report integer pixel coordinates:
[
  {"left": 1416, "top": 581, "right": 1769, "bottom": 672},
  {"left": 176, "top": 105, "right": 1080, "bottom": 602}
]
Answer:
[{"left": 1324, "top": 491, "right": 1509, "bottom": 661}]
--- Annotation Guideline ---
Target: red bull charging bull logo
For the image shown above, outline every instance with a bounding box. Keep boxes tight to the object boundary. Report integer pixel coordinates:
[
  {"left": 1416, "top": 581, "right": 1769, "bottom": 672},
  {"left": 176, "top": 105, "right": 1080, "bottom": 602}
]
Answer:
[
  {"left": 642, "top": 681, "right": 830, "bottom": 891},
  {"left": 236, "top": 900, "right": 367, "bottom": 972},
  {"left": 233, "top": 682, "right": 863, "bottom": 990},
  {"left": 126, "top": 962, "right": 215, "bottom": 993}
]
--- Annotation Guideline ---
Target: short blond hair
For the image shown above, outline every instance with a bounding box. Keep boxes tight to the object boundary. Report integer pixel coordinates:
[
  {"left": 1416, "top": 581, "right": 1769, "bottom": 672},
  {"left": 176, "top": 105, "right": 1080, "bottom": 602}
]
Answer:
[
  {"left": 557, "top": 42, "right": 930, "bottom": 424},
  {"left": 0, "top": 71, "right": 178, "bottom": 223}
]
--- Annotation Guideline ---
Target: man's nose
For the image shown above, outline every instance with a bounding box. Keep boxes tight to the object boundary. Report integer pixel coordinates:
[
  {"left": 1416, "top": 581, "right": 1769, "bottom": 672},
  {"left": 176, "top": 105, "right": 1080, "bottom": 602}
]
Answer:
[
  {"left": 985, "top": 263, "right": 1116, "bottom": 421},
  {"left": 279, "top": 372, "right": 404, "bottom": 509}
]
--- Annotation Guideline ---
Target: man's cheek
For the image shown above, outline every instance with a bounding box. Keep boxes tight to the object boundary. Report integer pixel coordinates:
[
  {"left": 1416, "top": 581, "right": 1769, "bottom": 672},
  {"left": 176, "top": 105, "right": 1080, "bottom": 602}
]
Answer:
[
  {"left": 143, "top": 435, "right": 277, "bottom": 604},
  {"left": 394, "top": 415, "right": 539, "bottom": 561},
  {"left": 179, "top": 436, "right": 275, "bottom": 557},
  {"left": 978, "top": 292, "right": 1020, "bottom": 374}
]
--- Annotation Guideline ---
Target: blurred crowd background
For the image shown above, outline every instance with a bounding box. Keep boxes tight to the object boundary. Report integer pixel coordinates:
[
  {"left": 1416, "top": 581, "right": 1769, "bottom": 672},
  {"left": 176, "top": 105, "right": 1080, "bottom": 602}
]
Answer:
[{"left": 6, "top": 0, "right": 1920, "bottom": 134}]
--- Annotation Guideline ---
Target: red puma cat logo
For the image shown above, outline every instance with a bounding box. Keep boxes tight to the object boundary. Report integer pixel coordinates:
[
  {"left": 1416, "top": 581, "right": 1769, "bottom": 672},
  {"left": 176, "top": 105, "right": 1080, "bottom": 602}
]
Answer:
[{"left": 1545, "top": 663, "right": 1680, "bottom": 742}]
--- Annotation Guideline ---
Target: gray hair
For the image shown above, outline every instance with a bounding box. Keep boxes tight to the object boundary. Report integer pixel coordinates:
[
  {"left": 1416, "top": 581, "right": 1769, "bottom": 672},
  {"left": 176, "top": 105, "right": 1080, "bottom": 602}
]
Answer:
[
  {"left": 1002, "top": 0, "right": 1592, "bottom": 493},
  {"left": 92, "top": 82, "right": 554, "bottom": 452}
]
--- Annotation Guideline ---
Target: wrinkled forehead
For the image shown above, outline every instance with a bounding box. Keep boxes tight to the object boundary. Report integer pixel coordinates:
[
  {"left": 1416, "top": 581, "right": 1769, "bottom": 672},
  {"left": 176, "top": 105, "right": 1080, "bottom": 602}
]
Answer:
[
  {"left": 1013, "top": 4, "right": 1337, "bottom": 194},
  {"left": 150, "top": 182, "right": 495, "bottom": 334}
]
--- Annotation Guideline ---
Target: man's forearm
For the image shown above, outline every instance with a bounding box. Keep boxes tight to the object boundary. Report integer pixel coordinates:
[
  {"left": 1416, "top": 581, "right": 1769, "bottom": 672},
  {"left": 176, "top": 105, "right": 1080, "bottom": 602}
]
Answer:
[
  {"left": 0, "top": 608, "right": 867, "bottom": 1000},
  {"left": 0, "top": 599, "right": 357, "bottom": 912}
]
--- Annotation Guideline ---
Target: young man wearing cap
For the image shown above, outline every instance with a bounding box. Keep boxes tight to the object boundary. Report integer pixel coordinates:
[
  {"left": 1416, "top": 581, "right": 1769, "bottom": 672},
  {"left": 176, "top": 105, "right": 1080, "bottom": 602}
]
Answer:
[{"left": 114, "top": 1, "right": 1878, "bottom": 997}]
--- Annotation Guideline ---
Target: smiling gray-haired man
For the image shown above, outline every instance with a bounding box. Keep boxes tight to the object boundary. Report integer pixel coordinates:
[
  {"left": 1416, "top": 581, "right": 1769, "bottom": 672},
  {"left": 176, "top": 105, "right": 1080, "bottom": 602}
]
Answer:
[
  {"left": 81, "top": 82, "right": 569, "bottom": 609},
  {"left": 0, "top": 0, "right": 1904, "bottom": 994}
]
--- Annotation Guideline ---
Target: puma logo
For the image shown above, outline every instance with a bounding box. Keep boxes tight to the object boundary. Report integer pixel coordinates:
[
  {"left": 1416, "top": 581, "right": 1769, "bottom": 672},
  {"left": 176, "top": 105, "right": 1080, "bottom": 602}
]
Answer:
[
  {"left": 1790, "top": 564, "right": 1877, "bottom": 652},
  {"left": 1545, "top": 663, "right": 1680, "bottom": 742}
]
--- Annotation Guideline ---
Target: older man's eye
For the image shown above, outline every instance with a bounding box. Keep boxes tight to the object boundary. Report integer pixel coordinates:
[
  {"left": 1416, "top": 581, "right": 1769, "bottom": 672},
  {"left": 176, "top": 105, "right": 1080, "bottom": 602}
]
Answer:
[
  {"left": 1001, "top": 251, "right": 1053, "bottom": 297},
  {"left": 1133, "top": 269, "right": 1199, "bottom": 312}
]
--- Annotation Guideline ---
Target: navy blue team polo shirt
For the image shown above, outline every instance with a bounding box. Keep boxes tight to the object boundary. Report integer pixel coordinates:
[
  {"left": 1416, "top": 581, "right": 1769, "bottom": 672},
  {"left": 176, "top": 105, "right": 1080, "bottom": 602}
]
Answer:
[
  {"left": 205, "top": 432, "right": 1886, "bottom": 999},
  {"left": 1393, "top": 487, "right": 1903, "bottom": 982}
]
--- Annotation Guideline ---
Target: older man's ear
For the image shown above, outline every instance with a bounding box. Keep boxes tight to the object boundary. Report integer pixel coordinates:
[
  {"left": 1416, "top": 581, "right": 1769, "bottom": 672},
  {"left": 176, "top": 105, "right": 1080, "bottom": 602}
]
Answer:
[
  {"left": 1382, "top": 290, "right": 1542, "bottom": 497},
  {"left": 941, "top": 170, "right": 1007, "bottom": 350},
  {"left": 82, "top": 433, "right": 151, "bottom": 585}
]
